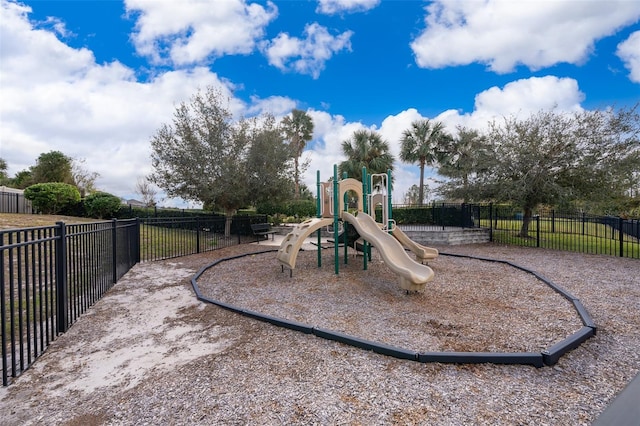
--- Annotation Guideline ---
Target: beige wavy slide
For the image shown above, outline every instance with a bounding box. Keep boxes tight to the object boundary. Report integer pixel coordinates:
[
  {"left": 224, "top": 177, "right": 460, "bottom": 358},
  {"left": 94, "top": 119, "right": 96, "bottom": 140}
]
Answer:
[
  {"left": 342, "top": 211, "right": 434, "bottom": 292},
  {"left": 391, "top": 227, "right": 439, "bottom": 264},
  {"left": 277, "top": 217, "right": 334, "bottom": 271}
]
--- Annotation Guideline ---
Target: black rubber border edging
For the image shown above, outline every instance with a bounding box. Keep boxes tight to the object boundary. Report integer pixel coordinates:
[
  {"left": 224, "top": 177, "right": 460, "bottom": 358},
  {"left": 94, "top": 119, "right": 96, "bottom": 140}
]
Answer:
[{"left": 191, "top": 249, "right": 596, "bottom": 368}]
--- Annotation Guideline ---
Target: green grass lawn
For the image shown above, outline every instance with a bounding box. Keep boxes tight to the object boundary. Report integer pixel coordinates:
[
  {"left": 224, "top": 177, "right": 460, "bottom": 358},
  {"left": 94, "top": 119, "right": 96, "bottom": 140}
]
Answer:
[
  {"left": 483, "top": 218, "right": 639, "bottom": 258},
  {"left": 139, "top": 223, "right": 230, "bottom": 261}
]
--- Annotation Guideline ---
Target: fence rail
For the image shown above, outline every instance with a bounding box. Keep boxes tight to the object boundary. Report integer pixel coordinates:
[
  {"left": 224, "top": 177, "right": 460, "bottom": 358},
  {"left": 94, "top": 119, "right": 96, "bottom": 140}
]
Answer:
[
  {"left": 485, "top": 206, "right": 639, "bottom": 259},
  {"left": 390, "top": 203, "right": 481, "bottom": 229},
  {"left": 1, "top": 214, "right": 265, "bottom": 386},
  {"left": 139, "top": 215, "right": 264, "bottom": 262}
]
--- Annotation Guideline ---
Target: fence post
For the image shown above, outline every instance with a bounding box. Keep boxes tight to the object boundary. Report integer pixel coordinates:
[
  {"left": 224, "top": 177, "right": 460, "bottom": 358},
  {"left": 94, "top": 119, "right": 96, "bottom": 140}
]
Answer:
[
  {"left": 196, "top": 216, "right": 201, "bottom": 254},
  {"left": 55, "top": 222, "right": 68, "bottom": 333},
  {"left": 1, "top": 234, "right": 7, "bottom": 385},
  {"left": 551, "top": 210, "right": 555, "bottom": 233},
  {"left": 134, "top": 218, "right": 141, "bottom": 264},
  {"left": 619, "top": 217, "right": 624, "bottom": 257},
  {"left": 489, "top": 203, "right": 493, "bottom": 242},
  {"left": 536, "top": 216, "right": 540, "bottom": 248},
  {"left": 112, "top": 219, "right": 118, "bottom": 283}
]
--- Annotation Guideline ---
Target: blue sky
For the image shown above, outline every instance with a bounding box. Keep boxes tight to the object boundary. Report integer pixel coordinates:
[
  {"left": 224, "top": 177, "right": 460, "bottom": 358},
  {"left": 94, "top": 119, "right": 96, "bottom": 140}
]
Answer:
[{"left": 1, "top": 0, "right": 639, "bottom": 206}]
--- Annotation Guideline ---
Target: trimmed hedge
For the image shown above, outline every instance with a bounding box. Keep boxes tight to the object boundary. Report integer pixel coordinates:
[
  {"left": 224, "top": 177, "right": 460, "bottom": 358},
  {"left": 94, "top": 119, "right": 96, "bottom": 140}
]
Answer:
[{"left": 24, "top": 182, "right": 80, "bottom": 214}]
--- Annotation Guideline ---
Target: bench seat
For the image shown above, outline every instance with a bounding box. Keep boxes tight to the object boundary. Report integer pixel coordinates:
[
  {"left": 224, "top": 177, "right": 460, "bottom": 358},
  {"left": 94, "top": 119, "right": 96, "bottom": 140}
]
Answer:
[{"left": 251, "top": 223, "right": 277, "bottom": 242}]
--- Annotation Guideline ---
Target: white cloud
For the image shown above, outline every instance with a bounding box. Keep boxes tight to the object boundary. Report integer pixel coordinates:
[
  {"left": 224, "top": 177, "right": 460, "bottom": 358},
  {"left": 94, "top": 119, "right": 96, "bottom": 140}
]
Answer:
[
  {"left": 429, "top": 76, "right": 585, "bottom": 137},
  {"left": 617, "top": 31, "right": 640, "bottom": 83},
  {"left": 125, "top": 0, "right": 277, "bottom": 65},
  {"left": 411, "top": 0, "right": 640, "bottom": 73},
  {"left": 0, "top": 1, "right": 285, "bottom": 207},
  {"left": 0, "top": 1, "right": 96, "bottom": 86},
  {"left": 301, "top": 75, "right": 587, "bottom": 202},
  {"left": 377, "top": 109, "right": 425, "bottom": 159},
  {"left": 262, "top": 22, "right": 353, "bottom": 78},
  {"left": 40, "top": 15, "right": 74, "bottom": 38},
  {"left": 246, "top": 95, "right": 297, "bottom": 117},
  {"left": 469, "top": 75, "right": 584, "bottom": 121},
  {"left": 316, "top": 0, "right": 380, "bottom": 15}
]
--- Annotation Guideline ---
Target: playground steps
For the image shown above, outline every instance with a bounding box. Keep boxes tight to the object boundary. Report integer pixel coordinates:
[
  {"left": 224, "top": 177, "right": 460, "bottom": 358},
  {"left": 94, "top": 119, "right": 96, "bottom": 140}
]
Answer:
[
  {"left": 275, "top": 226, "right": 490, "bottom": 245},
  {"left": 400, "top": 228, "right": 490, "bottom": 245}
]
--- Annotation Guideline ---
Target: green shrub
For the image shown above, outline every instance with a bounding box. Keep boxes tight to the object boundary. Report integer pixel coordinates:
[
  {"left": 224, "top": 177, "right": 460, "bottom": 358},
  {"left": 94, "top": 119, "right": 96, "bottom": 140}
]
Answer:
[
  {"left": 24, "top": 182, "right": 81, "bottom": 214},
  {"left": 256, "top": 200, "right": 280, "bottom": 216},
  {"left": 267, "top": 213, "right": 285, "bottom": 226},
  {"left": 236, "top": 208, "right": 257, "bottom": 216},
  {"left": 258, "top": 199, "right": 316, "bottom": 219},
  {"left": 286, "top": 200, "right": 316, "bottom": 218},
  {"left": 84, "top": 191, "right": 123, "bottom": 219},
  {"left": 391, "top": 206, "right": 434, "bottom": 224}
]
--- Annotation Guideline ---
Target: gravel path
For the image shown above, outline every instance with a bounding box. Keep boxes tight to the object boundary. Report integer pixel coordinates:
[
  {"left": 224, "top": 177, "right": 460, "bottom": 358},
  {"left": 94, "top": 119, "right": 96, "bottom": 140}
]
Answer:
[{"left": 0, "top": 242, "right": 638, "bottom": 425}]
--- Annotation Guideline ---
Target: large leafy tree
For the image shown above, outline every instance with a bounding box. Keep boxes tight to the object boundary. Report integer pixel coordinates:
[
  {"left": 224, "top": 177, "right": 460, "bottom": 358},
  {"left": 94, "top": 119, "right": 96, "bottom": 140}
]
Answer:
[
  {"left": 437, "top": 126, "right": 490, "bottom": 203},
  {"left": 150, "top": 87, "right": 247, "bottom": 235},
  {"left": 149, "top": 87, "right": 293, "bottom": 236},
  {"left": 400, "top": 119, "right": 452, "bottom": 205},
  {"left": 281, "top": 109, "right": 314, "bottom": 199},
  {"left": 245, "top": 114, "right": 295, "bottom": 206},
  {"left": 445, "top": 107, "right": 640, "bottom": 237},
  {"left": 339, "top": 129, "right": 395, "bottom": 187},
  {"left": 5, "top": 153, "right": 98, "bottom": 194},
  {"left": 30, "top": 151, "right": 75, "bottom": 185},
  {"left": 10, "top": 170, "right": 33, "bottom": 189}
]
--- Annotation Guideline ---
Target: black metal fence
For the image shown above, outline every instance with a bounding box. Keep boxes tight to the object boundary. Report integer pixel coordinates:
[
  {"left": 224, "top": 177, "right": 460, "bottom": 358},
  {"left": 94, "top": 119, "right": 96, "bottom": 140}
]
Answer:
[
  {"left": 139, "top": 215, "right": 265, "bottom": 261},
  {"left": 485, "top": 205, "right": 640, "bottom": 259},
  {"left": 1, "top": 214, "right": 265, "bottom": 386},
  {"left": 0, "top": 190, "right": 33, "bottom": 214},
  {"left": 390, "top": 203, "right": 481, "bottom": 229}
]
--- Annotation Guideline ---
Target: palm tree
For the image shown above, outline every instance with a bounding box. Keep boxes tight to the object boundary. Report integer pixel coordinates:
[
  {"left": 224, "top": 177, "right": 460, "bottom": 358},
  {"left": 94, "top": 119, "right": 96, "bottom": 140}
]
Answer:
[
  {"left": 339, "top": 129, "right": 395, "bottom": 188},
  {"left": 281, "top": 109, "right": 314, "bottom": 199},
  {"left": 438, "top": 126, "right": 489, "bottom": 203},
  {"left": 399, "top": 119, "right": 452, "bottom": 205}
]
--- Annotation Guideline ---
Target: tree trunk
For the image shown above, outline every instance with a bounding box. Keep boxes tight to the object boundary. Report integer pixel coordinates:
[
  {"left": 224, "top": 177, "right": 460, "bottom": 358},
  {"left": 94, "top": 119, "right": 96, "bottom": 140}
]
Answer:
[
  {"left": 224, "top": 209, "right": 234, "bottom": 238},
  {"left": 462, "top": 175, "right": 468, "bottom": 204},
  {"left": 418, "top": 161, "right": 425, "bottom": 206},
  {"left": 294, "top": 156, "right": 300, "bottom": 199},
  {"left": 518, "top": 207, "right": 533, "bottom": 238}
]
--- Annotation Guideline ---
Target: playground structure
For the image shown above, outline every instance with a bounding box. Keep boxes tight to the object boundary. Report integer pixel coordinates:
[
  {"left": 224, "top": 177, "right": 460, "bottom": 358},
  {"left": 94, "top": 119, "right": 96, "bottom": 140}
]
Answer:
[
  {"left": 192, "top": 167, "right": 598, "bottom": 368},
  {"left": 277, "top": 166, "right": 438, "bottom": 292}
]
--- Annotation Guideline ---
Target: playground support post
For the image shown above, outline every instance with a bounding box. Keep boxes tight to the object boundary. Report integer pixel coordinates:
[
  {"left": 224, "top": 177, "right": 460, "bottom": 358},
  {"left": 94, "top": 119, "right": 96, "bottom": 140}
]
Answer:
[
  {"left": 387, "top": 169, "right": 393, "bottom": 233},
  {"left": 343, "top": 171, "right": 349, "bottom": 266},
  {"left": 362, "top": 166, "right": 368, "bottom": 271},
  {"left": 316, "top": 170, "right": 322, "bottom": 268},
  {"left": 333, "top": 165, "right": 339, "bottom": 274}
]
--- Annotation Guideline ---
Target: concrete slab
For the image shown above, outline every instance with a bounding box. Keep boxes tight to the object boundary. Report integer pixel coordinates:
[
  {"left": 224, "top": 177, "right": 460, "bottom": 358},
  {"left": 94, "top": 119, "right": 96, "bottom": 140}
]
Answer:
[{"left": 252, "top": 233, "right": 331, "bottom": 251}]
